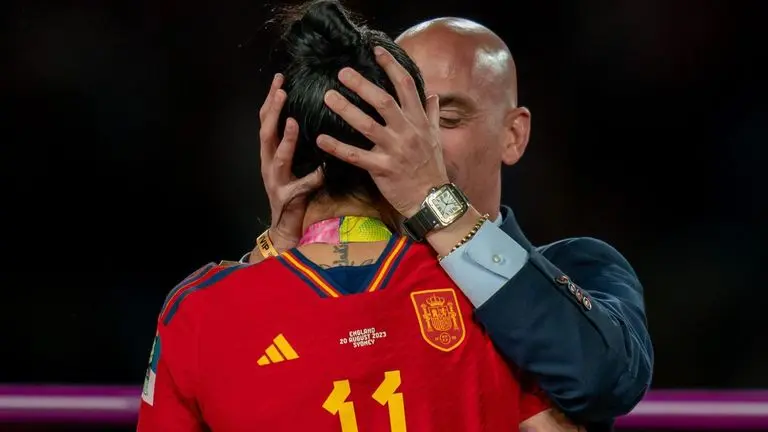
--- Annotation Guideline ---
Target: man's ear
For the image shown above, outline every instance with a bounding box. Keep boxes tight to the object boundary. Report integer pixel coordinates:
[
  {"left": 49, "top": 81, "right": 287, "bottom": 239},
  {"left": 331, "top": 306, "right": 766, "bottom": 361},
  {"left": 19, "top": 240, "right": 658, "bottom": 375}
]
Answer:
[{"left": 501, "top": 106, "right": 531, "bottom": 166}]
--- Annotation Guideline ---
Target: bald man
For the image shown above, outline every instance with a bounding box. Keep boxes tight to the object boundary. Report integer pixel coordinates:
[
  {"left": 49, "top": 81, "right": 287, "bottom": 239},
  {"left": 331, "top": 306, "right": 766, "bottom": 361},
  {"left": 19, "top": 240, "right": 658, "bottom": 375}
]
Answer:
[{"left": 253, "top": 16, "right": 652, "bottom": 429}]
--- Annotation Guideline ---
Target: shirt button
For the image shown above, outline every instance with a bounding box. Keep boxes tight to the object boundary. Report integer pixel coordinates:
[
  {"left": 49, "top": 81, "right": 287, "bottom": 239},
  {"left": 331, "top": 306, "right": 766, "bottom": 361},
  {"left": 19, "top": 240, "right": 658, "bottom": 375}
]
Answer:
[{"left": 492, "top": 254, "right": 503, "bottom": 264}]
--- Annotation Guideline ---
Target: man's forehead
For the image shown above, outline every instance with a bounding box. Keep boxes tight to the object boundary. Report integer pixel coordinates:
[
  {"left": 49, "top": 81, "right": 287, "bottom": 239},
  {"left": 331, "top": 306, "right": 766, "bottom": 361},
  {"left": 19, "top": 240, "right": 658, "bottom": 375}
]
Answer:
[
  {"left": 401, "top": 42, "right": 493, "bottom": 109},
  {"left": 398, "top": 20, "right": 517, "bottom": 106},
  {"left": 401, "top": 31, "right": 475, "bottom": 66},
  {"left": 418, "top": 60, "right": 480, "bottom": 109},
  {"left": 401, "top": 39, "right": 474, "bottom": 85}
]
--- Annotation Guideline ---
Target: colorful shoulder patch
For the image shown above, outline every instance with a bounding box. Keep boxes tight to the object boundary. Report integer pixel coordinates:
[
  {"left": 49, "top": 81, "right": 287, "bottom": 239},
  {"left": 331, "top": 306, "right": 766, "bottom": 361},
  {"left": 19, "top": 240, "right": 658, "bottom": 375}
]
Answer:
[{"left": 141, "top": 333, "right": 161, "bottom": 406}]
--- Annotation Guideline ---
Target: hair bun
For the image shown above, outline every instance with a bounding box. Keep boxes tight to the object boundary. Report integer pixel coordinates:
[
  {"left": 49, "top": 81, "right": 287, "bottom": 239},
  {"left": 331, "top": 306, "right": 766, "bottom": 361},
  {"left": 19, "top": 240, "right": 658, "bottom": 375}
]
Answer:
[{"left": 282, "top": 0, "right": 365, "bottom": 65}]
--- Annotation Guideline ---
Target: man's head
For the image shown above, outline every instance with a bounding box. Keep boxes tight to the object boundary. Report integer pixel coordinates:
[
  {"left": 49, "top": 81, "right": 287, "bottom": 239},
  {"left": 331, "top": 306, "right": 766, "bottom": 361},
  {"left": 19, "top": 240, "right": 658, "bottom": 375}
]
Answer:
[{"left": 397, "top": 18, "right": 530, "bottom": 218}]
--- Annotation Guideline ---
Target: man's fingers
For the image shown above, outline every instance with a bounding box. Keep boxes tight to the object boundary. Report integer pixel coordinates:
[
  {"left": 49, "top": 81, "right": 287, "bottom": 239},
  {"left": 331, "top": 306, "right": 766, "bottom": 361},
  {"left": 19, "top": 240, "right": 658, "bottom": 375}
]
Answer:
[
  {"left": 296, "top": 165, "right": 324, "bottom": 193},
  {"left": 324, "top": 90, "right": 389, "bottom": 145},
  {"left": 316, "top": 134, "right": 387, "bottom": 173},
  {"left": 336, "top": 68, "right": 408, "bottom": 131},
  {"left": 259, "top": 89, "right": 287, "bottom": 164},
  {"left": 282, "top": 166, "right": 324, "bottom": 206},
  {"left": 372, "top": 46, "right": 425, "bottom": 121},
  {"left": 426, "top": 94, "right": 440, "bottom": 129},
  {"left": 259, "top": 74, "right": 283, "bottom": 121},
  {"left": 272, "top": 117, "right": 299, "bottom": 181}
]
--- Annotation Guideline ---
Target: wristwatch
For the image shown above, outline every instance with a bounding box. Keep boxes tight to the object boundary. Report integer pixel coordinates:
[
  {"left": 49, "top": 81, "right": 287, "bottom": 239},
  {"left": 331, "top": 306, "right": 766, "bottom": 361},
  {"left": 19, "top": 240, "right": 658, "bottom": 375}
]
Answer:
[{"left": 402, "top": 183, "right": 470, "bottom": 242}]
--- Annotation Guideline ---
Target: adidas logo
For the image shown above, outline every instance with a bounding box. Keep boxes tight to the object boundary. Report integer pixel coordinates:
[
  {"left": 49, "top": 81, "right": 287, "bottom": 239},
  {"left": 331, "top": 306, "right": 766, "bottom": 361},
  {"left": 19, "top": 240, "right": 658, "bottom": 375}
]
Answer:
[{"left": 257, "top": 334, "right": 299, "bottom": 366}]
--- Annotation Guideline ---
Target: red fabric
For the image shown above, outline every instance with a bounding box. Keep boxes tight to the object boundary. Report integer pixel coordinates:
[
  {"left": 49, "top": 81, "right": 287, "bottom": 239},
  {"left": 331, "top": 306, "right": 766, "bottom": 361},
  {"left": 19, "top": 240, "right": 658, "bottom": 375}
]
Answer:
[{"left": 137, "top": 240, "right": 550, "bottom": 431}]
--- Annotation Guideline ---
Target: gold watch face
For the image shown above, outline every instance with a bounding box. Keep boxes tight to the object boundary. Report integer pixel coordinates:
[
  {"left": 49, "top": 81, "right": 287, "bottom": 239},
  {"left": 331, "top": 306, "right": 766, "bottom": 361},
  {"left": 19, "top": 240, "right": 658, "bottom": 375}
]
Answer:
[{"left": 426, "top": 187, "right": 467, "bottom": 225}]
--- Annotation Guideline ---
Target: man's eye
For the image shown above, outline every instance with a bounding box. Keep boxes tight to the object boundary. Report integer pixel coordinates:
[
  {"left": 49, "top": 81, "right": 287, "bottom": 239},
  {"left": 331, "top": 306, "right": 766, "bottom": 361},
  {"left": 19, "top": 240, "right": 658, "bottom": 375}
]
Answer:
[{"left": 439, "top": 117, "right": 462, "bottom": 128}]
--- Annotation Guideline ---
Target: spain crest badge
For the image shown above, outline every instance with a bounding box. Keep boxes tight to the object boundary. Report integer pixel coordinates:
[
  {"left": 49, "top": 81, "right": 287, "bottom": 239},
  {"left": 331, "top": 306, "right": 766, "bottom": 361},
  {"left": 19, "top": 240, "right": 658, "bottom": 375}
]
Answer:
[{"left": 410, "top": 289, "right": 466, "bottom": 352}]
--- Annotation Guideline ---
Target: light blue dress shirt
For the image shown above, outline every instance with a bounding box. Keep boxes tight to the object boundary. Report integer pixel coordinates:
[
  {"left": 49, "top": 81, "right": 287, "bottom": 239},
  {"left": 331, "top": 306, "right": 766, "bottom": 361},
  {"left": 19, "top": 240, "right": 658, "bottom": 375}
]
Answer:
[{"left": 439, "top": 213, "right": 529, "bottom": 307}]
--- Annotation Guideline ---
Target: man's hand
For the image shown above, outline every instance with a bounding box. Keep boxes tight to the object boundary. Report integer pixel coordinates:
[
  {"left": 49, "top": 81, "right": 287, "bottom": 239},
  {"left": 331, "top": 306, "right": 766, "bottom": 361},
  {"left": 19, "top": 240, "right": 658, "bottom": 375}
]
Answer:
[
  {"left": 256, "top": 73, "right": 323, "bottom": 260},
  {"left": 519, "top": 409, "right": 585, "bottom": 431},
  {"left": 316, "top": 46, "right": 448, "bottom": 218}
]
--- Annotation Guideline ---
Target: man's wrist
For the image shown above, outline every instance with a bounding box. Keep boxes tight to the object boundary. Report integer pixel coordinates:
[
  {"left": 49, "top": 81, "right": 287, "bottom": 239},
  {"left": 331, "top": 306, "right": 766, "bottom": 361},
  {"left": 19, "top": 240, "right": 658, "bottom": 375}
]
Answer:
[
  {"left": 425, "top": 206, "right": 484, "bottom": 258},
  {"left": 400, "top": 178, "right": 452, "bottom": 219}
]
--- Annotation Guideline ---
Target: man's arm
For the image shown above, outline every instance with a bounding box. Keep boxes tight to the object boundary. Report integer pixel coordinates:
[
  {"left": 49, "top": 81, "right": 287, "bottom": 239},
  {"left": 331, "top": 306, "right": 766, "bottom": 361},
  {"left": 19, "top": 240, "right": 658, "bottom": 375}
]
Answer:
[
  {"left": 520, "top": 410, "right": 585, "bottom": 432},
  {"left": 437, "top": 212, "right": 652, "bottom": 422},
  {"left": 516, "top": 372, "right": 583, "bottom": 431}
]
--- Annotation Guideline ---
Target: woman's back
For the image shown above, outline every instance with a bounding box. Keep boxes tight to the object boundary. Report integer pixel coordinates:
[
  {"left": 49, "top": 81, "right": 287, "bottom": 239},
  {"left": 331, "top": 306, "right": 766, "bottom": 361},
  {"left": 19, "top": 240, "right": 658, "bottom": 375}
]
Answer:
[{"left": 139, "top": 236, "right": 550, "bottom": 431}]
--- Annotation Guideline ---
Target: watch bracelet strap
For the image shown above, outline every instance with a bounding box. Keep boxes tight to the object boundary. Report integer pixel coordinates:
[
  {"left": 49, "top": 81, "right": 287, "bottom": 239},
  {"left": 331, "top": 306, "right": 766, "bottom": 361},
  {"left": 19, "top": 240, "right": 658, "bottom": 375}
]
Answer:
[
  {"left": 403, "top": 206, "right": 439, "bottom": 242},
  {"left": 437, "top": 213, "right": 490, "bottom": 261},
  {"left": 256, "top": 229, "right": 280, "bottom": 259}
]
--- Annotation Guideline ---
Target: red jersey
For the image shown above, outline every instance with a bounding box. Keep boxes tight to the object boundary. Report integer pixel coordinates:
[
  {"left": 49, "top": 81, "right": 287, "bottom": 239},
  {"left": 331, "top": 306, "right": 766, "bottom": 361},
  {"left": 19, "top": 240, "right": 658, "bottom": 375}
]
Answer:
[{"left": 137, "top": 236, "right": 550, "bottom": 431}]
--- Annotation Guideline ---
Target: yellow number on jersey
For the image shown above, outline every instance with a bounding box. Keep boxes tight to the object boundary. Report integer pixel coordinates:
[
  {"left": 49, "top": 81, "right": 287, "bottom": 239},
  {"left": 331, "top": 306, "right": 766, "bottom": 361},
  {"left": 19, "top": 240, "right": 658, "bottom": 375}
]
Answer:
[
  {"left": 323, "top": 370, "right": 406, "bottom": 432},
  {"left": 322, "top": 379, "right": 358, "bottom": 432}
]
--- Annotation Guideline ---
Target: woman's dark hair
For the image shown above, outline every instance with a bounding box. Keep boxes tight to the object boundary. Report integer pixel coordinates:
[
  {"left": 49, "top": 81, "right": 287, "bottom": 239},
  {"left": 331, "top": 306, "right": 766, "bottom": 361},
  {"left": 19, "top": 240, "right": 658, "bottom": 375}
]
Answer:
[{"left": 276, "top": 0, "right": 427, "bottom": 203}]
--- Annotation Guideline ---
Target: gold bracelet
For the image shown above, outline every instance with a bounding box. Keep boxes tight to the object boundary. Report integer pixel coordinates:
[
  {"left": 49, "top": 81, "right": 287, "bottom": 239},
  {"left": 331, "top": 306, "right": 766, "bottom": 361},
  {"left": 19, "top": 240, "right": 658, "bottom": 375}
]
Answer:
[
  {"left": 256, "top": 229, "right": 280, "bottom": 259},
  {"left": 438, "top": 214, "right": 490, "bottom": 261}
]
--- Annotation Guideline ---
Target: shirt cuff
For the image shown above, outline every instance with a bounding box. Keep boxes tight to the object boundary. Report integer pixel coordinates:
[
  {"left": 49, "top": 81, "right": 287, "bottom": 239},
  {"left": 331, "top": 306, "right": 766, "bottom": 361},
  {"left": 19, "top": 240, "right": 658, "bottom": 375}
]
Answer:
[{"left": 439, "top": 220, "right": 529, "bottom": 307}]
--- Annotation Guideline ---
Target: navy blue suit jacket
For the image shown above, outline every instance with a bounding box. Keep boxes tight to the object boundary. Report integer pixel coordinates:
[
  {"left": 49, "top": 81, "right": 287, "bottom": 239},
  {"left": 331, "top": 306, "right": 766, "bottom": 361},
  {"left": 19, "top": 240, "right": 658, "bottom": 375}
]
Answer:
[{"left": 476, "top": 206, "right": 653, "bottom": 427}]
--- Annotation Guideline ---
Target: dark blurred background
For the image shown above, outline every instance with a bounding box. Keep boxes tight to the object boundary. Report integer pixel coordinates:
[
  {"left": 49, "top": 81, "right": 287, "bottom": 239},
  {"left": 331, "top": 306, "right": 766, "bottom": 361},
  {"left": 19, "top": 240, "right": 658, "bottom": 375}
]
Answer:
[{"left": 2, "top": 0, "right": 766, "bottom": 430}]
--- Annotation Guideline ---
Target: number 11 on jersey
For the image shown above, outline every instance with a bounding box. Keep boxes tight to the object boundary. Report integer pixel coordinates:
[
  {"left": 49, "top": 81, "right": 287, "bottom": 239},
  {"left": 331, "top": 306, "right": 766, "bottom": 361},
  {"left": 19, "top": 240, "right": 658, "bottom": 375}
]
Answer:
[{"left": 323, "top": 370, "right": 406, "bottom": 432}]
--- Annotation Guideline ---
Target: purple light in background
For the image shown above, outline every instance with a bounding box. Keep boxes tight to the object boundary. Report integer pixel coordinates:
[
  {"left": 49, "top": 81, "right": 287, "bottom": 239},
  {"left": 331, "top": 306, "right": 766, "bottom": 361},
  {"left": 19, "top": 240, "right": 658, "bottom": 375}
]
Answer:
[
  {"left": 615, "top": 390, "right": 768, "bottom": 429},
  {"left": 1, "top": 386, "right": 768, "bottom": 429},
  {"left": 0, "top": 385, "right": 140, "bottom": 424}
]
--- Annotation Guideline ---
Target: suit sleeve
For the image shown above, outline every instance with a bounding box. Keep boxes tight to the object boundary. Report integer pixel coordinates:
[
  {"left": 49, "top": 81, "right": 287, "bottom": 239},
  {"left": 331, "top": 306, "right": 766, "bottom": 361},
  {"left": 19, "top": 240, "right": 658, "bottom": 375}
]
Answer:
[
  {"left": 137, "top": 267, "right": 212, "bottom": 431},
  {"left": 442, "top": 221, "right": 652, "bottom": 422},
  {"left": 517, "top": 372, "right": 552, "bottom": 422}
]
